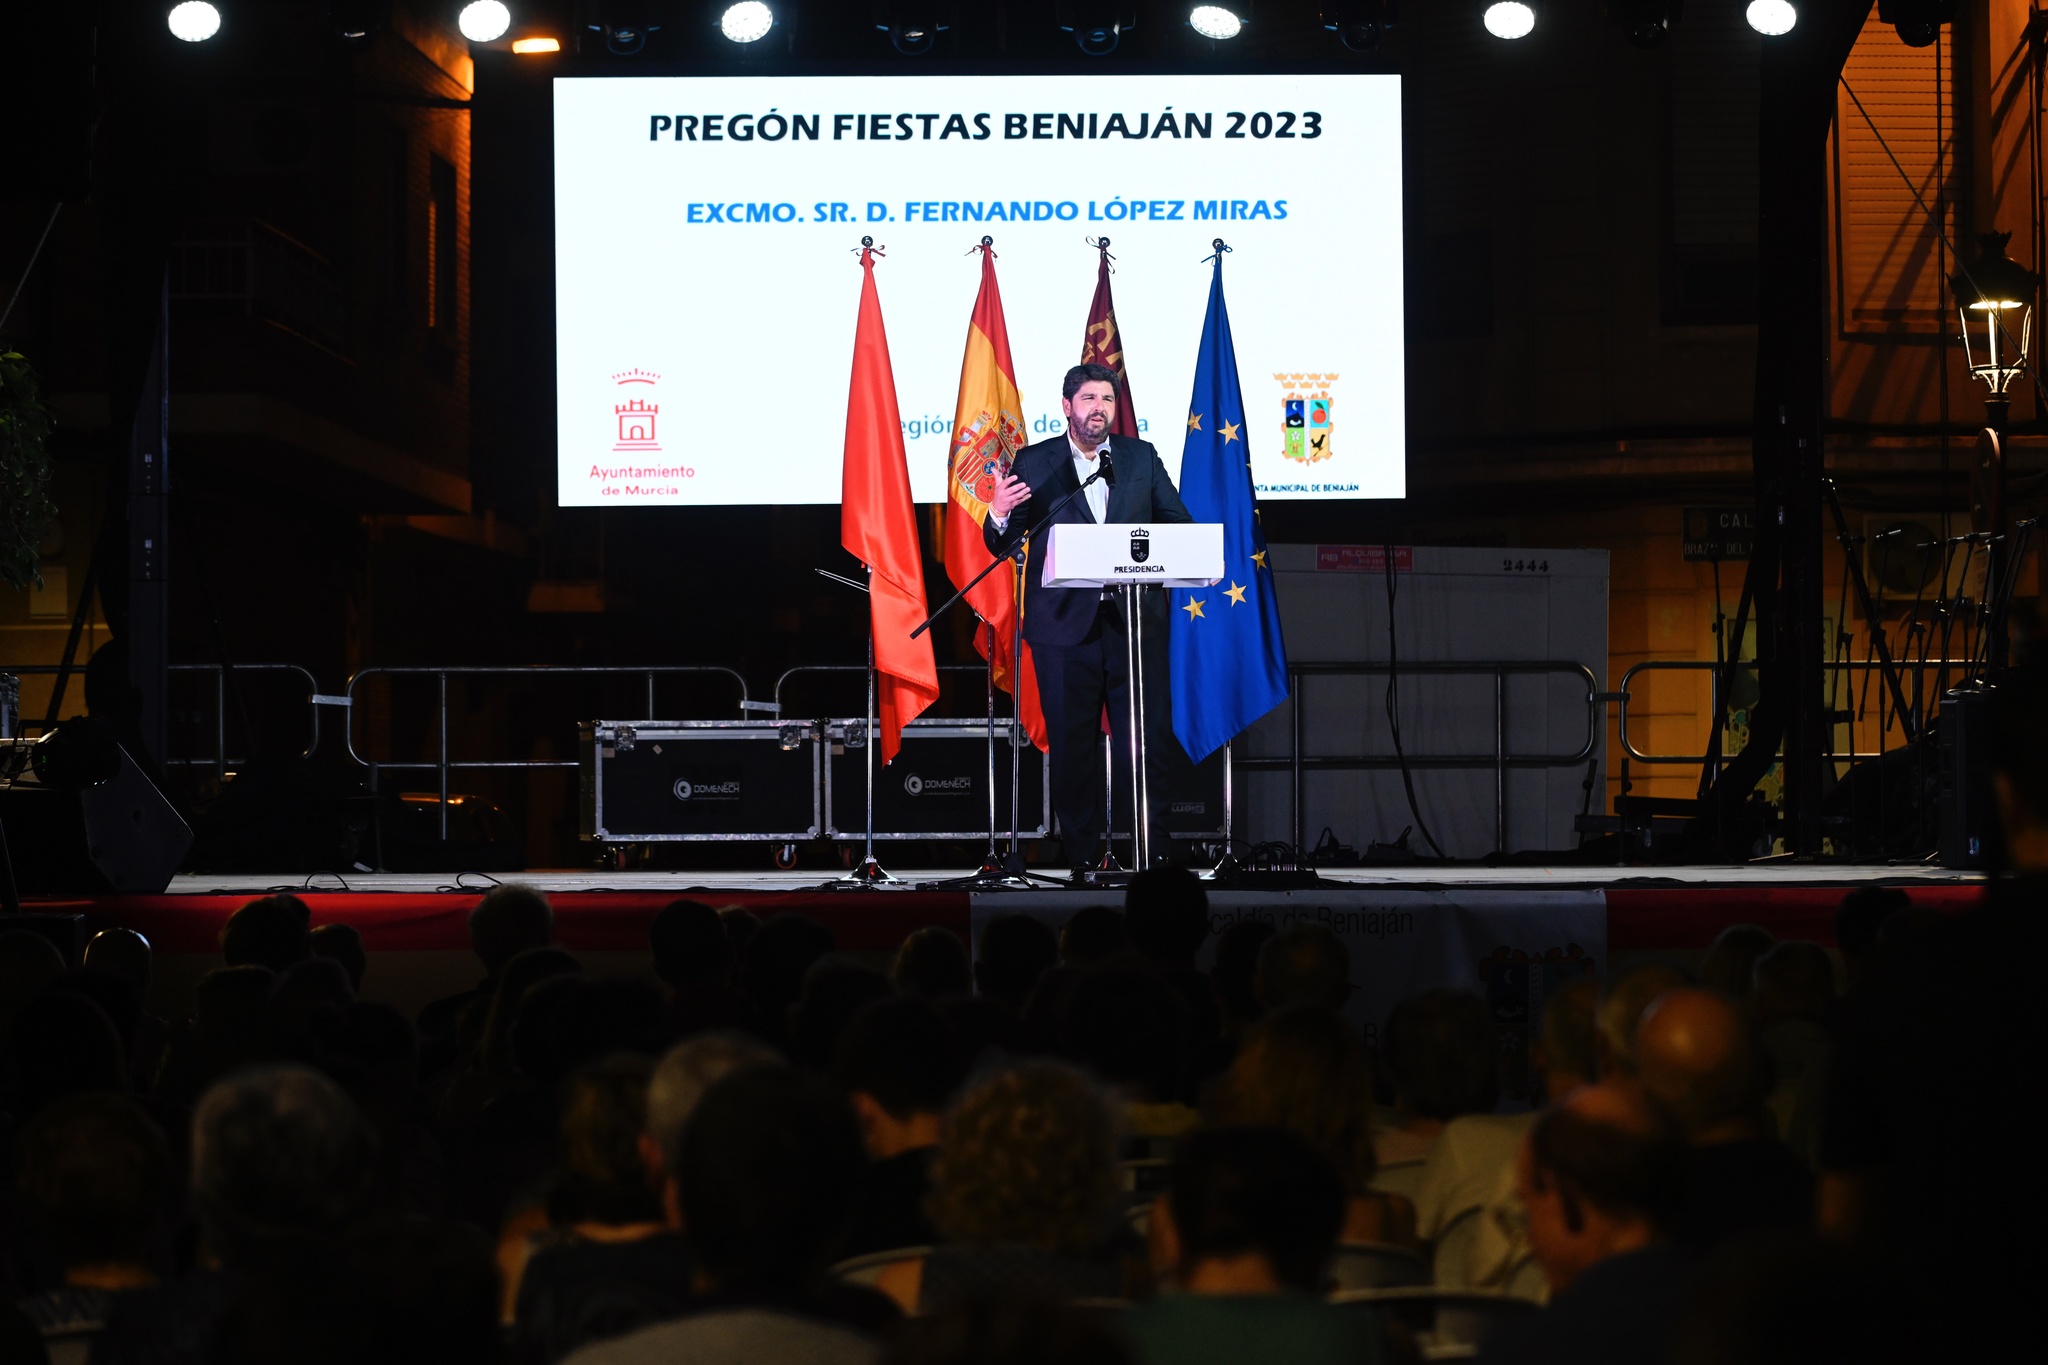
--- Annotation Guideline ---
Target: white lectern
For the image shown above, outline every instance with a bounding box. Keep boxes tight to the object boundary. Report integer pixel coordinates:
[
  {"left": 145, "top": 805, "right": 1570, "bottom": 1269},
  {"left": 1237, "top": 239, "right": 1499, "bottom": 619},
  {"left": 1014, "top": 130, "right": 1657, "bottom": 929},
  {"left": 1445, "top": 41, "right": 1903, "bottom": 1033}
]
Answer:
[{"left": 1044, "top": 523, "right": 1223, "bottom": 870}]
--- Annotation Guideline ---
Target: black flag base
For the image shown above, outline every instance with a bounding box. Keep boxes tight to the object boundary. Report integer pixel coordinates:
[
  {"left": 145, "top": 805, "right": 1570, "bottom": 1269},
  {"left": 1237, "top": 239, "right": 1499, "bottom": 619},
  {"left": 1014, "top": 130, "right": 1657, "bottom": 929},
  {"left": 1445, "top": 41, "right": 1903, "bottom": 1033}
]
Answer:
[{"left": 832, "top": 854, "right": 904, "bottom": 889}]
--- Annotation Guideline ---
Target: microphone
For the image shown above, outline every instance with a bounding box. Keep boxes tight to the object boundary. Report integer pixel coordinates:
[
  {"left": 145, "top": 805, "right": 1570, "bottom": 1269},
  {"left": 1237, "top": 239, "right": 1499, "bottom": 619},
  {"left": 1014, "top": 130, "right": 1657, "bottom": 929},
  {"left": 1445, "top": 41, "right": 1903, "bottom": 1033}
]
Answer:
[{"left": 1096, "top": 450, "right": 1116, "bottom": 486}]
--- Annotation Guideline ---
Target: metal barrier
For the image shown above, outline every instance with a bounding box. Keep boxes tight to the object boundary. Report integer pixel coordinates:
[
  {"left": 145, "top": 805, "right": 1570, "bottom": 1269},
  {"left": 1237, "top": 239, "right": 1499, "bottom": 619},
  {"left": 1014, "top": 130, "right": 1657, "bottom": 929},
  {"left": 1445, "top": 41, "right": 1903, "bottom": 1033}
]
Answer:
[
  {"left": 1615, "top": 658, "right": 1976, "bottom": 766},
  {"left": 1233, "top": 661, "right": 1603, "bottom": 855},
  {"left": 344, "top": 666, "right": 752, "bottom": 839},
  {"left": 1, "top": 663, "right": 321, "bottom": 778},
  {"left": 772, "top": 663, "right": 1003, "bottom": 714}
]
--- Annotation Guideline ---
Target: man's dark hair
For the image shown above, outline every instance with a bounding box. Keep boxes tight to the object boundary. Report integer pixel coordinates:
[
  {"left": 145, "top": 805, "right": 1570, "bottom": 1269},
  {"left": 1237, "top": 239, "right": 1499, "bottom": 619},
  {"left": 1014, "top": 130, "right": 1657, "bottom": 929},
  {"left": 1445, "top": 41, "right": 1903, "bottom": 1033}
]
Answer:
[
  {"left": 1526, "top": 1102, "right": 1686, "bottom": 1231},
  {"left": 1167, "top": 1127, "right": 1346, "bottom": 1291},
  {"left": 4, "top": 992, "right": 128, "bottom": 1114},
  {"left": 309, "top": 924, "right": 367, "bottom": 993},
  {"left": 511, "top": 977, "right": 667, "bottom": 1085},
  {"left": 680, "top": 1067, "right": 868, "bottom": 1290},
  {"left": 221, "top": 895, "right": 313, "bottom": 971},
  {"left": 16, "top": 1093, "right": 170, "bottom": 1268},
  {"left": 1835, "top": 886, "right": 1909, "bottom": 969},
  {"left": 976, "top": 914, "right": 1059, "bottom": 1009},
  {"left": 835, "top": 997, "right": 966, "bottom": 1120},
  {"left": 192, "top": 1064, "right": 380, "bottom": 1263},
  {"left": 1255, "top": 923, "right": 1350, "bottom": 1012},
  {"left": 1062, "top": 362, "right": 1119, "bottom": 402},
  {"left": 1383, "top": 988, "right": 1499, "bottom": 1121},
  {"left": 468, "top": 884, "right": 554, "bottom": 972},
  {"left": 740, "top": 915, "right": 837, "bottom": 1016},
  {"left": 649, "top": 898, "right": 731, "bottom": 988},
  {"left": 1058, "top": 965, "right": 1188, "bottom": 1102},
  {"left": 1058, "top": 906, "right": 1129, "bottom": 968},
  {"left": 790, "top": 960, "right": 895, "bottom": 1071},
  {"left": 894, "top": 926, "right": 972, "bottom": 1000},
  {"left": 1211, "top": 919, "right": 1276, "bottom": 1024},
  {"left": 1124, "top": 867, "right": 1210, "bottom": 966}
]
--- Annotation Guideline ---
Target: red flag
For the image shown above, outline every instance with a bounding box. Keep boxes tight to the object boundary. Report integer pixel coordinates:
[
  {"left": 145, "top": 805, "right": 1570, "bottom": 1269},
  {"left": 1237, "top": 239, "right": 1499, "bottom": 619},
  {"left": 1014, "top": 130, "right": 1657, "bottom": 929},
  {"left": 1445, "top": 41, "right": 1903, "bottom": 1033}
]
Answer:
[
  {"left": 1080, "top": 241, "right": 1140, "bottom": 438},
  {"left": 943, "top": 244, "right": 1048, "bottom": 751},
  {"left": 842, "top": 244, "right": 939, "bottom": 765}
]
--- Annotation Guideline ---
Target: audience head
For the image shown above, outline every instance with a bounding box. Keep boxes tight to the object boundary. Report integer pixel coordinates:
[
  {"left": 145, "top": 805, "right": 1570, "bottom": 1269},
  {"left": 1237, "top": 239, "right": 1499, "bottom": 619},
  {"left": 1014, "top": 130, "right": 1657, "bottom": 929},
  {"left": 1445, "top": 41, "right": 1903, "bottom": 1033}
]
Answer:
[
  {"left": 740, "top": 914, "right": 836, "bottom": 1035},
  {"left": 329, "top": 1001, "right": 420, "bottom": 1097},
  {"left": 930, "top": 1062, "right": 1119, "bottom": 1255},
  {"left": 648, "top": 898, "right": 731, "bottom": 989},
  {"left": 1635, "top": 987, "right": 1768, "bottom": 1144},
  {"left": 1701, "top": 924, "right": 1775, "bottom": 1000},
  {"left": 975, "top": 914, "right": 1059, "bottom": 1010},
  {"left": 221, "top": 894, "right": 314, "bottom": 971},
  {"left": 1208, "top": 1006, "right": 1380, "bottom": 1195},
  {"left": 509, "top": 976, "right": 665, "bottom": 1086},
  {"left": 1156, "top": 1127, "right": 1346, "bottom": 1293},
  {"left": 679, "top": 1067, "right": 868, "bottom": 1292},
  {"left": 1533, "top": 977, "right": 1601, "bottom": 1102},
  {"left": 645, "top": 1031, "right": 784, "bottom": 1178},
  {"left": 1058, "top": 963, "right": 1187, "bottom": 1103},
  {"left": 3, "top": 991, "right": 128, "bottom": 1113},
  {"left": 1596, "top": 964, "right": 1690, "bottom": 1078},
  {"left": 1254, "top": 924, "right": 1351, "bottom": 1014},
  {"left": 0, "top": 929, "right": 67, "bottom": 1021},
  {"left": 309, "top": 924, "right": 367, "bottom": 994},
  {"left": 50, "top": 966, "right": 143, "bottom": 1056},
  {"left": 192, "top": 1064, "right": 380, "bottom": 1263},
  {"left": 1383, "top": 988, "right": 1499, "bottom": 1122},
  {"left": 267, "top": 957, "right": 357, "bottom": 1061},
  {"left": 1834, "top": 886, "right": 1908, "bottom": 979},
  {"left": 1210, "top": 918, "right": 1276, "bottom": 1029},
  {"left": 835, "top": 997, "right": 965, "bottom": 1152},
  {"left": 174, "top": 965, "right": 278, "bottom": 1098},
  {"left": 467, "top": 883, "right": 554, "bottom": 974},
  {"left": 1123, "top": 867, "right": 1210, "bottom": 967},
  {"left": 790, "top": 959, "right": 895, "bottom": 1070},
  {"left": 1057, "top": 906, "right": 1129, "bottom": 969},
  {"left": 1751, "top": 940, "right": 1836, "bottom": 1027},
  {"left": 15, "top": 1093, "right": 170, "bottom": 1273},
  {"left": 556, "top": 1052, "right": 664, "bottom": 1226},
  {"left": 1517, "top": 1080, "right": 1685, "bottom": 1292},
  {"left": 719, "top": 906, "right": 763, "bottom": 958},
  {"left": 478, "top": 946, "right": 582, "bottom": 1073},
  {"left": 893, "top": 926, "right": 972, "bottom": 1000},
  {"left": 82, "top": 927, "right": 153, "bottom": 997}
]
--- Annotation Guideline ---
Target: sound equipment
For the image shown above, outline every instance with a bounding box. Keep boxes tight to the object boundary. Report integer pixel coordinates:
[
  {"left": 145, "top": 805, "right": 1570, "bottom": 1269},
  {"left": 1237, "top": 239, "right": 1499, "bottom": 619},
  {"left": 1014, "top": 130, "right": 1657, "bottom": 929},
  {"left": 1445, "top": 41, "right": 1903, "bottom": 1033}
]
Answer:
[
  {"left": 580, "top": 720, "right": 819, "bottom": 841},
  {"left": 0, "top": 738, "right": 193, "bottom": 894},
  {"left": 824, "top": 719, "right": 1049, "bottom": 841},
  {"left": 1938, "top": 684, "right": 2004, "bottom": 870}
]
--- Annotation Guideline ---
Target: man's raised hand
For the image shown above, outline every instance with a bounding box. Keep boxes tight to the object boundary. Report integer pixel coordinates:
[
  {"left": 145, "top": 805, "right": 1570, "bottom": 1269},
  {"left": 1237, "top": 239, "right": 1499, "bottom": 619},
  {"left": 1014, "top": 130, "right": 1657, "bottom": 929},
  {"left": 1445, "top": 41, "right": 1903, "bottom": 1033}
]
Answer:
[{"left": 989, "top": 471, "right": 1030, "bottom": 521}]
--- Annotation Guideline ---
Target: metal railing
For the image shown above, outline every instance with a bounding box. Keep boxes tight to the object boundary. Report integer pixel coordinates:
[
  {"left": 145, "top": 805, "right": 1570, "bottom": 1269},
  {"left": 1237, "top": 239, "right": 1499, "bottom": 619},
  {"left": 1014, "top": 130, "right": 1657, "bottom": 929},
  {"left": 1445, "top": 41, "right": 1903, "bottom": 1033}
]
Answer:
[
  {"left": 343, "top": 665, "right": 752, "bottom": 839},
  {"left": 772, "top": 663, "right": 1006, "bottom": 716},
  {"left": 1234, "top": 661, "right": 1602, "bottom": 855},
  {"left": 1, "top": 663, "right": 321, "bottom": 778}
]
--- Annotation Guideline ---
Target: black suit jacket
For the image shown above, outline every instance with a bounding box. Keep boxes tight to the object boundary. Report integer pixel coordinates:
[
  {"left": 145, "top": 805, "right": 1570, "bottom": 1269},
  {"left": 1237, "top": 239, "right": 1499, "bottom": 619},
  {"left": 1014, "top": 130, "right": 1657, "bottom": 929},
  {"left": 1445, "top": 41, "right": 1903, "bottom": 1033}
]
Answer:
[{"left": 983, "top": 434, "right": 1193, "bottom": 647}]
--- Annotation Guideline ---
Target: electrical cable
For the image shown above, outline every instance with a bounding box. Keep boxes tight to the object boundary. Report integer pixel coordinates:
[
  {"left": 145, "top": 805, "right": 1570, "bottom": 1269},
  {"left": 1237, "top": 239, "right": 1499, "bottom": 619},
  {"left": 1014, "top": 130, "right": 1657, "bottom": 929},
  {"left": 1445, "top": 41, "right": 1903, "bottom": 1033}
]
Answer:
[{"left": 1383, "top": 542, "right": 1445, "bottom": 859}]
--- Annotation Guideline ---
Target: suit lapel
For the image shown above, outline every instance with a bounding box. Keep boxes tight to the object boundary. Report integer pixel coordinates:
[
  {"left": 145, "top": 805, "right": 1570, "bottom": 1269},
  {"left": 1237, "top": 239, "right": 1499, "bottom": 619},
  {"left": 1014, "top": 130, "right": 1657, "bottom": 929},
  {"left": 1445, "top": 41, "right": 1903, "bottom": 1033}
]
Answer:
[
  {"left": 1103, "top": 443, "right": 1130, "bottom": 523},
  {"left": 1046, "top": 445, "right": 1086, "bottom": 522}
]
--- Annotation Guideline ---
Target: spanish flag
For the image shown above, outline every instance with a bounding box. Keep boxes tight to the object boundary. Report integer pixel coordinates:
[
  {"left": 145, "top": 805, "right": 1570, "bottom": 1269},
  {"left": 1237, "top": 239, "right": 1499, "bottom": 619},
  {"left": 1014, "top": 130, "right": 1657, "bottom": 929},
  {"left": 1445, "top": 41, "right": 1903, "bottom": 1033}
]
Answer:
[
  {"left": 842, "top": 243, "right": 939, "bottom": 765},
  {"left": 943, "top": 243, "right": 1047, "bottom": 750}
]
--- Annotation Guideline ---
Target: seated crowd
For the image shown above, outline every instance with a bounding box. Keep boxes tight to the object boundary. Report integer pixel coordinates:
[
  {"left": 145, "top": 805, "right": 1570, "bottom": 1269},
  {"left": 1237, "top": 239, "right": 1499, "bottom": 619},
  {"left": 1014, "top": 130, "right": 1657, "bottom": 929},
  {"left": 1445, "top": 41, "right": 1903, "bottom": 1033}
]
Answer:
[{"left": 2, "top": 677, "right": 2043, "bottom": 1365}]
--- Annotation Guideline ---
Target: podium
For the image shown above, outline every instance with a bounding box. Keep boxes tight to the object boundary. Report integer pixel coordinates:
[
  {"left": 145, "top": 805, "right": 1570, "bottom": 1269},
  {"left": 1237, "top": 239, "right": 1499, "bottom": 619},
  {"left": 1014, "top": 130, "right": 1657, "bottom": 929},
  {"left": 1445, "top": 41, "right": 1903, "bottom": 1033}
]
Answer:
[{"left": 1044, "top": 523, "right": 1223, "bottom": 869}]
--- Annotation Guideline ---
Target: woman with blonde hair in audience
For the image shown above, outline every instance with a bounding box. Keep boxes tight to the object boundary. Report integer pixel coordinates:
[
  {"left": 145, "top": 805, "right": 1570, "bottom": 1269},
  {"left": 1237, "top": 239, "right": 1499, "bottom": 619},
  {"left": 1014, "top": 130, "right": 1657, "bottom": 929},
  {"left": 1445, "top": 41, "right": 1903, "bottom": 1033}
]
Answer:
[
  {"left": 1206, "top": 1006, "right": 1418, "bottom": 1248},
  {"left": 876, "top": 1061, "right": 1130, "bottom": 1313}
]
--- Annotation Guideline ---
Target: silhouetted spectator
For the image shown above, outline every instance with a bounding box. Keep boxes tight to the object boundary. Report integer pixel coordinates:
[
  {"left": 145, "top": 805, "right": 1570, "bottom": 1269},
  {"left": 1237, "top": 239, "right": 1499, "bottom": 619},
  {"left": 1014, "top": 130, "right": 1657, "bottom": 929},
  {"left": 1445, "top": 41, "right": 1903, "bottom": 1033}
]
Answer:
[
  {"left": 1056, "top": 907, "right": 1127, "bottom": 969},
  {"left": 1594, "top": 965, "right": 1689, "bottom": 1079},
  {"left": 739, "top": 915, "right": 835, "bottom": 1052},
  {"left": 1376, "top": 988, "right": 1500, "bottom": 1191},
  {"left": 1530, "top": 979, "right": 1600, "bottom": 1104},
  {"left": 643, "top": 1033, "right": 784, "bottom": 1218},
  {"left": 219, "top": 896, "right": 312, "bottom": 973},
  {"left": 151, "top": 966, "right": 275, "bottom": 1107},
  {"left": 718, "top": 908, "right": 762, "bottom": 961},
  {"left": 1750, "top": 942, "right": 1835, "bottom": 1168},
  {"left": 418, "top": 884, "right": 555, "bottom": 1077},
  {"left": 1059, "top": 965, "right": 1193, "bottom": 1134},
  {"left": 3, "top": 994, "right": 128, "bottom": 1123},
  {"left": 308, "top": 925, "right": 367, "bottom": 995},
  {"left": 648, "top": 900, "right": 747, "bottom": 1037},
  {"left": 565, "top": 1068, "right": 895, "bottom": 1365},
  {"left": 0, "top": 931, "right": 67, "bottom": 1029},
  {"left": 1209, "top": 918, "right": 1275, "bottom": 1034},
  {"left": 1668, "top": 1235, "right": 1920, "bottom": 1365},
  {"left": 1699, "top": 924, "right": 1773, "bottom": 1001},
  {"left": 265, "top": 958, "right": 355, "bottom": 1065},
  {"left": 790, "top": 961, "right": 894, "bottom": 1071},
  {"left": 835, "top": 999, "right": 965, "bottom": 1257},
  {"left": 1253, "top": 924, "right": 1349, "bottom": 1014},
  {"left": 82, "top": 929, "right": 167, "bottom": 1088},
  {"left": 1832, "top": 885, "right": 1907, "bottom": 989},
  {"left": 892, "top": 927, "right": 972, "bottom": 1001},
  {"left": 973, "top": 916, "right": 1058, "bottom": 1012},
  {"left": 1124, "top": 868, "right": 1219, "bottom": 1056}
]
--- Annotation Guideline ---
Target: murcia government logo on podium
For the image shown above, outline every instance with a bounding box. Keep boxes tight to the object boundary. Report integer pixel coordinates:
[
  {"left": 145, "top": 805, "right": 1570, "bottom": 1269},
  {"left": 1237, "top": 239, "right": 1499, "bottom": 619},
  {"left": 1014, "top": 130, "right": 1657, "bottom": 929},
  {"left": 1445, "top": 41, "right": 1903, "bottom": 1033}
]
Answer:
[
  {"left": 612, "top": 369, "right": 661, "bottom": 452},
  {"left": 1130, "top": 527, "right": 1151, "bottom": 563},
  {"left": 1276, "top": 373, "right": 1336, "bottom": 465}
]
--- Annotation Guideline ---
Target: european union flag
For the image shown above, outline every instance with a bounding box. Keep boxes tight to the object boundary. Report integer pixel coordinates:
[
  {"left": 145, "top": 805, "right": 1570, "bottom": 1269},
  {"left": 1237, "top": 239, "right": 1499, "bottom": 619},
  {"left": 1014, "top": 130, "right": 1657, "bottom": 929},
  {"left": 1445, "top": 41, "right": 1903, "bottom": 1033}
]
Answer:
[{"left": 1168, "top": 251, "right": 1289, "bottom": 764}]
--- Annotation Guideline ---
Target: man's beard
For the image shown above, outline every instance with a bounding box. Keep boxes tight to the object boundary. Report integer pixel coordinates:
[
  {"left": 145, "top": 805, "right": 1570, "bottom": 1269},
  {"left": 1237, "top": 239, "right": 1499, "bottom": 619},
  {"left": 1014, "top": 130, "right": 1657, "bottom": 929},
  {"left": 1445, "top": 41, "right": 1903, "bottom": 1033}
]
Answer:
[{"left": 1075, "top": 413, "right": 1109, "bottom": 441}]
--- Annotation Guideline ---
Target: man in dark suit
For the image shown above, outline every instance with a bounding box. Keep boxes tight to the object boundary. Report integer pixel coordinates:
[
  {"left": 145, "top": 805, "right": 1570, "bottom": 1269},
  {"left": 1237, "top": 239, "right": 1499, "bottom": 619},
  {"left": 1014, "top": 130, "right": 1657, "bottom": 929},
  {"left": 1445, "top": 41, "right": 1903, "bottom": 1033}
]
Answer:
[{"left": 985, "top": 362, "right": 1191, "bottom": 871}]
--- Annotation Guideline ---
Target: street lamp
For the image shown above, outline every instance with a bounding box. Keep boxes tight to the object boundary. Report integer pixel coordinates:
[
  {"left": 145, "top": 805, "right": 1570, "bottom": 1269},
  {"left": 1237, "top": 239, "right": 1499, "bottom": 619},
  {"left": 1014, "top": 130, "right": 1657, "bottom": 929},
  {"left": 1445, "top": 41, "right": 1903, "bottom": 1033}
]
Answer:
[{"left": 1950, "top": 230, "right": 2040, "bottom": 433}]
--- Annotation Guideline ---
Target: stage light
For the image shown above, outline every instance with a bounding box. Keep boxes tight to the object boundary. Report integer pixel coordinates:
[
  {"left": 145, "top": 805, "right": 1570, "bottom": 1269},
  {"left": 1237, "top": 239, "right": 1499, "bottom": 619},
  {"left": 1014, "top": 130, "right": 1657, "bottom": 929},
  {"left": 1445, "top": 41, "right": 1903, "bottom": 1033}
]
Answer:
[
  {"left": 720, "top": 1, "right": 774, "bottom": 41},
  {"left": 1609, "top": 0, "right": 1678, "bottom": 46},
  {"left": 1878, "top": 0, "right": 1953, "bottom": 47},
  {"left": 875, "top": 4, "right": 950, "bottom": 55},
  {"left": 512, "top": 35, "right": 561, "bottom": 51},
  {"left": 459, "top": 0, "right": 512, "bottom": 41},
  {"left": 167, "top": 1, "right": 221, "bottom": 42},
  {"left": 1188, "top": 5, "right": 1243, "bottom": 39},
  {"left": 1744, "top": 0, "right": 1794, "bottom": 33},
  {"left": 591, "top": 1, "right": 666, "bottom": 53},
  {"left": 1323, "top": 0, "right": 1396, "bottom": 50},
  {"left": 1483, "top": 0, "right": 1535, "bottom": 38},
  {"left": 1060, "top": 3, "right": 1134, "bottom": 55}
]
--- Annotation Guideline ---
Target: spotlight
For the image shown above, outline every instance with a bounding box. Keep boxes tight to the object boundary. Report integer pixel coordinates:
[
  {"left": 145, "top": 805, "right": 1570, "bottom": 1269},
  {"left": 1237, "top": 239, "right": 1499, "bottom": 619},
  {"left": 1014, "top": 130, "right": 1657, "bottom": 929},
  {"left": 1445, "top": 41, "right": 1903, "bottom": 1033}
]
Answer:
[
  {"left": 1878, "top": 0, "right": 1953, "bottom": 47},
  {"left": 1322, "top": 0, "right": 1395, "bottom": 50},
  {"left": 1483, "top": 0, "right": 1535, "bottom": 38},
  {"left": 1744, "top": 0, "right": 1794, "bottom": 32},
  {"left": 512, "top": 35, "right": 562, "bottom": 51},
  {"left": 167, "top": 1, "right": 221, "bottom": 41},
  {"left": 1188, "top": 5, "right": 1243, "bottom": 39},
  {"left": 589, "top": 1, "right": 665, "bottom": 53},
  {"left": 875, "top": 3, "right": 950, "bottom": 54},
  {"left": 1059, "top": 3, "right": 1135, "bottom": 55},
  {"left": 1609, "top": 0, "right": 1678, "bottom": 46},
  {"left": 720, "top": 1, "right": 774, "bottom": 41},
  {"left": 459, "top": 0, "right": 512, "bottom": 41}
]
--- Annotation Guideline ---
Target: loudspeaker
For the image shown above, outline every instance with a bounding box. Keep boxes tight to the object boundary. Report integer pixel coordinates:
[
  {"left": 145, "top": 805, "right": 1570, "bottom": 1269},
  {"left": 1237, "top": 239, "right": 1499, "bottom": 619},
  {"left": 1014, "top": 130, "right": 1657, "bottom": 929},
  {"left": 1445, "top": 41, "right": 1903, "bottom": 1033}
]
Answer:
[
  {"left": 0, "top": 741, "right": 193, "bottom": 894},
  {"left": 1938, "top": 684, "right": 2004, "bottom": 871}
]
